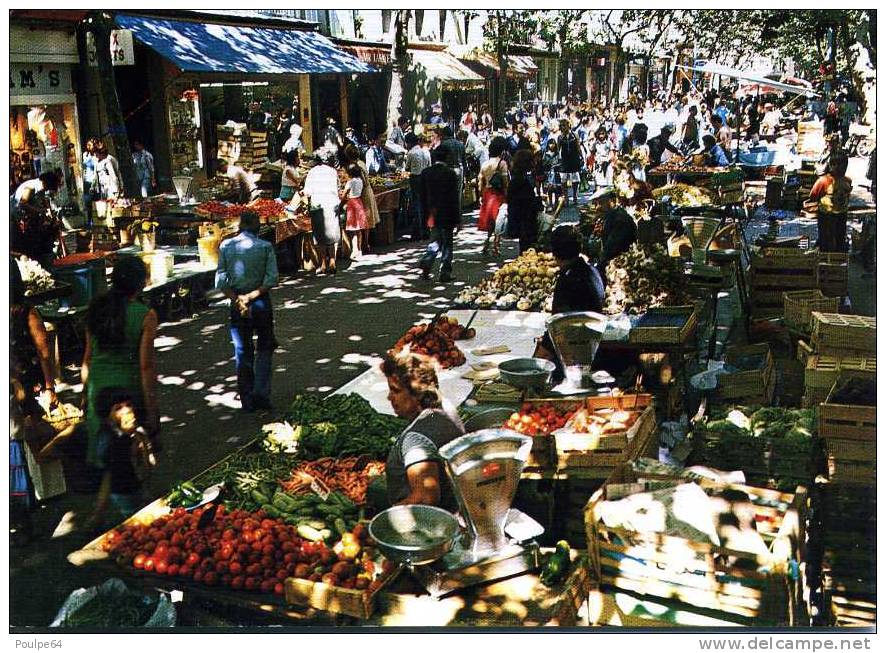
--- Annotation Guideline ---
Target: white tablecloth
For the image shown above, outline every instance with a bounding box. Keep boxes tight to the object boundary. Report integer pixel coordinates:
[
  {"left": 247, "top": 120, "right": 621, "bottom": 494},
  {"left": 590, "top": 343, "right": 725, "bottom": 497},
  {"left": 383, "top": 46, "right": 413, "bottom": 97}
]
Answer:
[{"left": 332, "top": 310, "right": 549, "bottom": 415}]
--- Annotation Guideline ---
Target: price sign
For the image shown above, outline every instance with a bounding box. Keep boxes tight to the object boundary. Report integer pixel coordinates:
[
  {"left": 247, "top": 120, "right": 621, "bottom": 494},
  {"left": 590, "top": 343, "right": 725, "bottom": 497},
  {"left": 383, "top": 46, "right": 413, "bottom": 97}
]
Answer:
[
  {"left": 86, "top": 29, "right": 135, "bottom": 67},
  {"left": 310, "top": 476, "right": 331, "bottom": 501}
]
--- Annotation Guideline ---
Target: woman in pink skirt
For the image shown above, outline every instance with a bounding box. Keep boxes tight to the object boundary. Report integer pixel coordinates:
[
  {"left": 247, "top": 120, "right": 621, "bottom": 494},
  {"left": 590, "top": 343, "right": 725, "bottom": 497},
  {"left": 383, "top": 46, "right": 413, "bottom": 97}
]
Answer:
[{"left": 342, "top": 165, "right": 368, "bottom": 259}]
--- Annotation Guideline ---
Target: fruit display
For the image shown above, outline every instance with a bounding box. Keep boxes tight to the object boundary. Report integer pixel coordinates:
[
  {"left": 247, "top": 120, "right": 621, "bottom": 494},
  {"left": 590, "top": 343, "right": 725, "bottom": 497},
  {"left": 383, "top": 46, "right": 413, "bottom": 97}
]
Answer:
[
  {"left": 195, "top": 199, "right": 286, "bottom": 222},
  {"left": 603, "top": 243, "right": 690, "bottom": 315},
  {"left": 503, "top": 403, "right": 577, "bottom": 436},
  {"left": 285, "top": 394, "right": 406, "bottom": 461},
  {"left": 101, "top": 506, "right": 392, "bottom": 593},
  {"left": 16, "top": 256, "right": 55, "bottom": 296},
  {"left": 651, "top": 183, "right": 716, "bottom": 207},
  {"left": 392, "top": 323, "right": 466, "bottom": 368},
  {"left": 456, "top": 249, "right": 558, "bottom": 311},
  {"left": 431, "top": 315, "right": 476, "bottom": 341},
  {"left": 281, "top": 457, "right": 386, "bottom": 505}
]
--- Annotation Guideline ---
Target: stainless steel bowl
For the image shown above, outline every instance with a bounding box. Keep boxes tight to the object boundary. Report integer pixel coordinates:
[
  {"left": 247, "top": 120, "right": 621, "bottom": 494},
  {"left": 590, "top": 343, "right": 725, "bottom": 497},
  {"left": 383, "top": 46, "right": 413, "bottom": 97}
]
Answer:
[
  {"left": 498, "top": 357, "right": 556, "bottom": 389},
  {"left": 369, "top": 505, "right": 460, "bottom": 566},
  {"left": 462, "top": 407, "right": 518, "bottom": 433}
]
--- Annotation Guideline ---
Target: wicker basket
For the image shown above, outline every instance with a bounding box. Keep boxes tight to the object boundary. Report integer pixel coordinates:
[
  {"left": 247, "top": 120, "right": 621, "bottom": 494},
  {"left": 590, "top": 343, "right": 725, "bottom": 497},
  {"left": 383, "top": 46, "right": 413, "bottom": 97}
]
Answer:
[
  {"left": 811, "top": 312, "right": 876, "bottom": 354},
  {"left": 783, "top": 290, "right": 840, "bottom": 334},
  {"left": 41, "top": 403, "right": 84, "bottom": 434}
]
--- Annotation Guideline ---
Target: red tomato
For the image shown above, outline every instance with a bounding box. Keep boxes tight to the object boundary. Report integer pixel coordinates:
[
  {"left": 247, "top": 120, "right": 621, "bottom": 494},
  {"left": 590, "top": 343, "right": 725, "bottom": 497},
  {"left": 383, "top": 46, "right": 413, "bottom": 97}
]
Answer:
[
  {"left": 222, "top": 529, "right": 235, "bottom": 542},
  {"left": 186, "top": 552, "right": 200, "bottom": 566},
  {"left": 274, "top": 583, "right": 284, "bottom": 596},
  {"left": 215, "top": 560, "right": 227, "bottom": 574},
  {"left": 231, "top": 576, "right": 245, "bottom": 590},
  {"left": 155, "top": 560, "right": 169, "bottom": 575},
  {"left": 260, "top": 519, "right": 275, "bottom": 531},
  {"left": 179, "top": 565, "right": 193, "bottom": 577},
  {"left": 143, "top": 558, "right": 156, "bottom": 573},
  {"left": 244, "top": 577, "right": 258, "bottom": 591},
  {"left": 242, "top": 531, "right": 255, "bottom": 543},
  {"left": 260, "top": 579, "right": 275, "bottom": 593},
  {"left": 203, "top": 572, "right": 218, "bottom": 586},
  {"left": 133, "top": 554, "right": 147, "bottom": 569},
  {"left": 229, "top": 561, "right": 243, "bottom": 575},
  {"left": 193, "top": 570, "right": 204, "bottom": 583},
  {"left": 252, "top": 529, "right": 264, "bottom": 541},
  {"left": 166, "top": 564, "right": 179, "bottom": 576},
  {"left": 275, "top": 569, "right": 288, "bottom": 581},
  {"left": 261, "top": 545, "right": 275, "bottom": 557}
]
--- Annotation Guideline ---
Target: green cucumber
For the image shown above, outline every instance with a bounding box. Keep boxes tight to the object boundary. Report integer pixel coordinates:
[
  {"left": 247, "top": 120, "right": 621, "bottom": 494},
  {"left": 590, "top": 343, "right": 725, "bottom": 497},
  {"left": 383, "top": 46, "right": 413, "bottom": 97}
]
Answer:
[
  {"left": 297, "top": 524, "right": 325, "bottom": 542},
  {"left": 251, "top": 489, "right": 271, "bottom": 505},
  {"left": 261, "top": 504, "right": 281, "bottom": 519}
]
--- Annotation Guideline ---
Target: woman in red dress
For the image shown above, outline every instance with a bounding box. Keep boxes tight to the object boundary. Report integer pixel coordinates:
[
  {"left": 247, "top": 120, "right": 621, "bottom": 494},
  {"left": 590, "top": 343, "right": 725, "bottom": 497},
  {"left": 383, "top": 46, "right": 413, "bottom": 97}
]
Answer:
[{"left": 477, "top": 136, "right": 510, "bottom": 256}]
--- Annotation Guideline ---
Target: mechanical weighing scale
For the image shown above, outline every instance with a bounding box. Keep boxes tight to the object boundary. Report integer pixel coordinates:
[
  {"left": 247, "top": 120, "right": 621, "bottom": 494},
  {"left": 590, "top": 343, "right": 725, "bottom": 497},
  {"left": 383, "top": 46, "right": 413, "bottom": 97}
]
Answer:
[
  {"left": 681, "top": 214, "right": 724, "bottom": 285},
  {"left": 371, "top": 429, "right": 546, "bottom": 597},
  {"left": 545, "top": 311, "right": 608, "bottom": 393}
]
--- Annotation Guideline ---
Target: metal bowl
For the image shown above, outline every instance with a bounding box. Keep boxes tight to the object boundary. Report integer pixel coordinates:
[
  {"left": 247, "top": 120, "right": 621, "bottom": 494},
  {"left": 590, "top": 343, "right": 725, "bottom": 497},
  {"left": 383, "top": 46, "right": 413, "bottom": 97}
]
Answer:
[
  {"left": 462, "top": 407, "right": 518, "bottom": 433},
  {"left": 369, "top": 505, "right": 460, "bottom": 566},
  {"left": 498, "top": 357, "right": 556, "bottom": 389}
]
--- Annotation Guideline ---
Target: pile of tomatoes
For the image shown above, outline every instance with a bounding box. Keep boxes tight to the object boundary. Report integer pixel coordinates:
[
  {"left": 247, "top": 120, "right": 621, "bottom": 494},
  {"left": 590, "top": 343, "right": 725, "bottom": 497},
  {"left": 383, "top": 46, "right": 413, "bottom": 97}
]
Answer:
[
  {"left": 392, "top": 324, "right": 466, "bottom": 369},
  {"left": 103, "top": 506, "right": 387, "bottom": 595},
  {"left": 195, "top": 201, "right": 244, "bottom": 218},
  {"left": 247, "top": 198, "right": 287, "bottom": 222},
  {"left": 503, "top": 403, "right": 576, "bottom": 437}
]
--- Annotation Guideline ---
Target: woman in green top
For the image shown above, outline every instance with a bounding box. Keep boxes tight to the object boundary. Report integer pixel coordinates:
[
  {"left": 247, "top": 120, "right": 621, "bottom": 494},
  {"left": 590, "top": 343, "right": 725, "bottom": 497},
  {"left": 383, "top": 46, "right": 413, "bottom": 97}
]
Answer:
[{"left": 82, "top": 256, "right": 159, "bottom": 468}]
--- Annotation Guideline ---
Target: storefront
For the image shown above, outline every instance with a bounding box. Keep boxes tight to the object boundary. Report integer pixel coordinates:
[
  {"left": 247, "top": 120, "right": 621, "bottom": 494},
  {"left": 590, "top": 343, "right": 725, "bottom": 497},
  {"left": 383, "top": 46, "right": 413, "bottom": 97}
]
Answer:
[
  {"left": 110, "top": 12, "right": 374, "bottom": 186},
  {"left": 9, "top": 23, "right": 84, "bottom": 210},
  {"left": 405, "top": 45, "right": 486, "bottom": 124}
]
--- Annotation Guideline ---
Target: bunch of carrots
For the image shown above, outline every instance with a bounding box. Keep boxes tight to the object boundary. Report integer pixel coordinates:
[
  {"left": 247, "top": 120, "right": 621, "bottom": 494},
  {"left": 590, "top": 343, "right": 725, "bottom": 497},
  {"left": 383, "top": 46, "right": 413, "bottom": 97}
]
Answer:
[{"left": 280, "top": 457, "right": 385, "bottom": 505}]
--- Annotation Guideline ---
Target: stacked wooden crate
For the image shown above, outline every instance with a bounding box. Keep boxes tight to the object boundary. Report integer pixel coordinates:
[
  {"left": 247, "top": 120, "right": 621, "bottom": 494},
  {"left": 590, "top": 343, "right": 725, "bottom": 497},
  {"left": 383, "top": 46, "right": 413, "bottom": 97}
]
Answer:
[
  {"left": 750, "top": 247, "right": 819, "bottom": 319},
  {"left": 585, "top": 465, "right": 809, "bottom": 626},
  {"left": 817, "top": 252, "right": 849, "bottom": 298},
  {"left": 216, "top": 124, "right": 268, "bottom": 169},
  {"left": 715, "top": 343, "right": 776, "bottom": 406},
  {"left": 801, "top": 312, "right": 876, "bottom": 408}
]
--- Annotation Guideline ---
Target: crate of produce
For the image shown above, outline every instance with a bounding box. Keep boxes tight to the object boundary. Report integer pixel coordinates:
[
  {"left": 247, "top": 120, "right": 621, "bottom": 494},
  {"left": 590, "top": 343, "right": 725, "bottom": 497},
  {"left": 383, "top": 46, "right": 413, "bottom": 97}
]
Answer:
[
  {"left": 690, "top": 406, "right": 818, "bottom": 491},
  {"left": 782, "top": 290, "right": 840, "bottom": 334},
  {"left": 717, "top": 343, "right": 775, "bottom": 403},
  {"left": 811, "top": 312, "right": 876, "bottom": 355},
  {"left": 817, "top": 252, "right": 849, "bottom": 297},
  {"left": 818, "top": 376, "right": 876, "bottom": 442},
  {"left": 499, "top": 400, "right": 582, "bottom": 471},
  {"left": 803, "top": 354, "right": 875, "bottom": 411},
  {"left": 628, "top": 306, "right": 697, "bottom": 345},
  {"left": 554, "top": 395, "right": 656, "bottom": 470},
  {"left": 584, "top": 465, "right": 807, "bottom": 625},
  {"left": 284, "top": 567, "right": 399, "bottom": 619}
]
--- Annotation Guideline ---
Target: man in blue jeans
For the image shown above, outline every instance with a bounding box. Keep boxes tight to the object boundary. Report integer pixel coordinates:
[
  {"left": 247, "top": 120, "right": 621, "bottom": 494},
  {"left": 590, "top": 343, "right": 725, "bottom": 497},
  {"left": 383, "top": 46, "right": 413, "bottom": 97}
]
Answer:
[
  {"left": 419, "top": 153, "right": 461, "bottom": 282},
  {"left": 215, "top": 211, "right": 279, "bottom": 412}
]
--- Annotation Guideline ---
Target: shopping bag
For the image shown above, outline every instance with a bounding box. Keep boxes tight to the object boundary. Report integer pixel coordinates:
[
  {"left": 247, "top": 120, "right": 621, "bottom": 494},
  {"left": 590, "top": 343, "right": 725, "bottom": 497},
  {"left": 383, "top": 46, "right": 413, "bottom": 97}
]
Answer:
[{"left": 494, "top": 203, "right": 509, "bottom": 235}]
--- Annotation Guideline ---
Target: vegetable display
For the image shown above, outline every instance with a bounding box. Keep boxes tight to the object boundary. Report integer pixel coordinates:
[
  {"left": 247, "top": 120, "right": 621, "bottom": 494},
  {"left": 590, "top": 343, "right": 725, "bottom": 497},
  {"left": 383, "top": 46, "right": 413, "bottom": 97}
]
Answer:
[
  {"left": 166, "top": 481, "right": 205, "bottom": 509},
  {"left": 285, "top": 394, "right": 406, "bottom": 461},
  {"left": 692, "top": 406, "right": 818, "bottom": 491},
  {"left": 281, "top": 457, "right": 385, "bottom": 505},
  {"left": 651, "top": 183, "right": 716, "bottom": 207},
  {"left": 102, "top": 506, "right": 392, "bottom": 593},
  {"left": 503, "top": 403, "right": 576, "bottom": 436},
  {"left": 392, "top": 323, "right": 466, "bottom": 368},
  {"left": 194, "top": 450, "right": 299, "bottom": 513},
  {"left": 195, "top": 198, "right": 286, "bottom": 222},
  {"left": 539, "top": 540, "right": 572, "bottom": 587},
  {"left": 455, "top": 249, "right": 558, "bottom": 311},
  {"left": 61, "top": 588, "right": 159, "bottom": 627},
  {"left": 16, "top": 256, "right": 55, "bottom": 296},
  {"left": 603, "top": 243, "right": 690, "bottom": 315}
]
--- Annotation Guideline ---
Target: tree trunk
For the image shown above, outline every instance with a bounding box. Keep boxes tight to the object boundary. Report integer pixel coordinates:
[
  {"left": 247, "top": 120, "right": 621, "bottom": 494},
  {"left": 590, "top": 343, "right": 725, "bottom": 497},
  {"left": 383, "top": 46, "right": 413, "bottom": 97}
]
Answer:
[
  {"left": 386, "top": 10, "right": 411, "bottom": 127},
  {"left": 848, "top": 40, "right": 876, "bottom": 125},
  {"left": 88, "top": 11, "right": 139, "bottom": 198},
  {"left": 495, "top": 11, "right": 509, "bottom": 121}
]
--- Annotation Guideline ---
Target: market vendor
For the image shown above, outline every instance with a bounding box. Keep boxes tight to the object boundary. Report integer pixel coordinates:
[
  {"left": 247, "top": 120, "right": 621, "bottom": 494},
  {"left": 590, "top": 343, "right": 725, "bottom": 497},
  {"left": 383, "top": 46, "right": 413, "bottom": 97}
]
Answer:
[
  {"left": 533, "top": 225, "right": 605, "bottom": 374},
  {"left": 379, "top": 350, "right": 465, "bottom": 510},
  {"left": 10, "top": 172, "right": 61, "bottom": 266},
  {"left": 806, "top": 150, "right": 852, "bottom": 253},
  {"left": 701, "top": 134, "right": 730, "bottom": 168},
  {"left": 592, "top": 187, "right": 637, "bottom": 280},
  {"left": 215, "top": 159, "right": 260, "bottom": 204},
  {"left": 646, "top": 123, "right": 681, "bottom": 169}
]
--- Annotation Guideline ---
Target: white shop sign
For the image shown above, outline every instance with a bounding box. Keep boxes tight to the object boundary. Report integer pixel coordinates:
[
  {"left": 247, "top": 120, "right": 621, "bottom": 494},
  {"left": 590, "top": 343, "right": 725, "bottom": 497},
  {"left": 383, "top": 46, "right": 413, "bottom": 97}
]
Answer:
[
  {"left": 86, "top": 29, "right": 135, "bottom": 67},
  {"left": 9, "top": 63, "right": 73, "bottom": 97}
]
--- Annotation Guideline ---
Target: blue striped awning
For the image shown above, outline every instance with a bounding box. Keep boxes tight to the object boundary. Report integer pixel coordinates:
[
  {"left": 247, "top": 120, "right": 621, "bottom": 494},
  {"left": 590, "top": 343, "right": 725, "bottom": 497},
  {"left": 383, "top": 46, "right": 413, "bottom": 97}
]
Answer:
[{"left": 115, "top": 13, "right": 374, "bottom": 74}]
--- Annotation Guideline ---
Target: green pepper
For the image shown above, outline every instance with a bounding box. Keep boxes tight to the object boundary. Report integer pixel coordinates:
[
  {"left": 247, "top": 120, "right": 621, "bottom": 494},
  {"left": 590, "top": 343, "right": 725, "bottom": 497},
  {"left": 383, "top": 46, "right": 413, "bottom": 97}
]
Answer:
[{"left": 540, "top": 540, "right": 571, "bottom": 587}]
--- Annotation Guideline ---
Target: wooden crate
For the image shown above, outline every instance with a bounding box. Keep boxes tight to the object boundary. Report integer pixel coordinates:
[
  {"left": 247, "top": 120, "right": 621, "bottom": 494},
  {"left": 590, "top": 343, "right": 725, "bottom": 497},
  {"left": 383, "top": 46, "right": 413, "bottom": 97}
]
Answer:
[
  {"left": 783, "top": 290, "right": 840, "bottom": 334},
  {"left": 554, "top": 395, "right": 657, "bottom": 470},
  {"left": 284, "top": 569, "right": 397, "bottom": 619},
  {"left": 804, "top": 354, "right": 876, "bottom": 410},
  {"left": 750, "top": 248, "right": 819, "bottom": 291},
  {"left": 817, "top": 252, "right": 849, "bottom": 297},
  {"left": 628, "top": 305, "right": 698, "bottom": 345},
  {"left": 818, "top": 402, "right": 876, "bottom": 442},
  {"left": 584, "top": 466, "right": 807, "bottom": 625},
  {"left": 717, "top": 343, "right": 775, "bottom": 400},
  {"left": 811, "top": 312, "right": 876, "bottom": 354}
]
